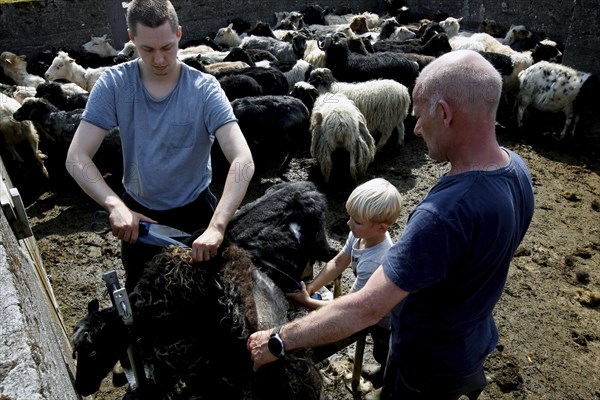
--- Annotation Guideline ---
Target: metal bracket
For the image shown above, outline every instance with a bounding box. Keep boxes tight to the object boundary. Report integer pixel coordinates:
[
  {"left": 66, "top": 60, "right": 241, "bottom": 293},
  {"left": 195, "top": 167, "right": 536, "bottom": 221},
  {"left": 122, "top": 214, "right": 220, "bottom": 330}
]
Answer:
[
  {"left": 0, "top": 186, "right": 33, "bottom": 239},
  {"left": 102, "top": 270, "right": 133, "bottom": 325}
]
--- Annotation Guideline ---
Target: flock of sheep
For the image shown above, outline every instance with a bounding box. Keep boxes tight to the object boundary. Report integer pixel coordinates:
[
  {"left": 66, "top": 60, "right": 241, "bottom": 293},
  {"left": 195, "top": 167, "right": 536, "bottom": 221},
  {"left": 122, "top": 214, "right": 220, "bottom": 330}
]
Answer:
[{"left": 0, "top": 2, "right": 597, "bottom": 191}]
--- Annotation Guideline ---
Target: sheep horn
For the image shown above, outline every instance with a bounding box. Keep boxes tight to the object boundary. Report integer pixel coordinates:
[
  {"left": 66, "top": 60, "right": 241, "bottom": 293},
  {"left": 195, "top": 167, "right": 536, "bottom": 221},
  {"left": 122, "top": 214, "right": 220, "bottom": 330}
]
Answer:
[{"left": 318, "top": 36, "right": 332, "bottom": 51}]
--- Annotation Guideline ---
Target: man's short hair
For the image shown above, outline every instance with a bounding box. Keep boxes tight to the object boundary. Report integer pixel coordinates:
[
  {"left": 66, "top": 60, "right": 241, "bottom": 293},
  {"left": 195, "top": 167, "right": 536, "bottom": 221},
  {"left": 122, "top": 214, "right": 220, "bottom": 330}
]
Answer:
[{"left": 127, "top": 0, "right": 179, "bottom": 37}]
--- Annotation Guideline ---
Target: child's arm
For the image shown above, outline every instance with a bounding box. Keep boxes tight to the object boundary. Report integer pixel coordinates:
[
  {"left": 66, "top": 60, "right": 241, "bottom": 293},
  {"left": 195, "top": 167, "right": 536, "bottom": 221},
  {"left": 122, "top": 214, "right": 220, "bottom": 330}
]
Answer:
[
  {"left": 286, "top": 281, "right": 327, "bottom": 310},
  {"left": 306, "top": 251, "right": 351, "bottom": 294}
]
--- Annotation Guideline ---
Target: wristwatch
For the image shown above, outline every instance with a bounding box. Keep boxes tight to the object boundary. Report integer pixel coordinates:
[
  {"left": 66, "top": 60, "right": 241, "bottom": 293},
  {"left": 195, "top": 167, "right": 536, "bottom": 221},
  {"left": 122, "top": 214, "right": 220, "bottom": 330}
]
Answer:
[{"left": 268, "top": 325, "right": 285, "bottom": 357}]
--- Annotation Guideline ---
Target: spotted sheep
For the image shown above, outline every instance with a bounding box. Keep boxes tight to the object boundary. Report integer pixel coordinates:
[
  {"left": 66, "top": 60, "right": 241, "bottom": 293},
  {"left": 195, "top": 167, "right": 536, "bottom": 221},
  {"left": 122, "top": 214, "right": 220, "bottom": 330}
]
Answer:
[{"left": 517, "top": 61, "right": 599, "bottom": 139}]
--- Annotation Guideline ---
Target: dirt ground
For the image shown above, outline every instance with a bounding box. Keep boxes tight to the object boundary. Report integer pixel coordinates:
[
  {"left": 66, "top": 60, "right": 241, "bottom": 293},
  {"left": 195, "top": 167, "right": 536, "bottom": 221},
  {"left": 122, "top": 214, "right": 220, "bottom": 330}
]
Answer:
[{"left": 22, "top": 113, "right": 600, "bottom": 399}]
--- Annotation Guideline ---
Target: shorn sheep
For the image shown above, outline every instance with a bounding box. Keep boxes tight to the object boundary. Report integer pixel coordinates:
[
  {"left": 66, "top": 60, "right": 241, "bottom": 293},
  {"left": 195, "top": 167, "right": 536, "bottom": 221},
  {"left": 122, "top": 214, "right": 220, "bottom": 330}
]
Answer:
[
  {"left": 71, "top": 180, "right": 335, "bottom": 398},
  {"left": 45, "top": 51, "right": 109, "bottom": 92},
  {"left": 81, "top": 34, "right": 119, "bottom": 57},
  {"left": 0, "top": 93, "right": 48, "bottom": 177},
  {"left": 309, "top": 91, "right": 376, "bottom": 183},
  {"left": 307, "top": 67, "right": 411, "bottom": 150},
  {"left": 517, "top": 61, "right": 599, "bottom": 139},
  {"left": 0, "top": 51, "right": 46, "bottom": 88}
]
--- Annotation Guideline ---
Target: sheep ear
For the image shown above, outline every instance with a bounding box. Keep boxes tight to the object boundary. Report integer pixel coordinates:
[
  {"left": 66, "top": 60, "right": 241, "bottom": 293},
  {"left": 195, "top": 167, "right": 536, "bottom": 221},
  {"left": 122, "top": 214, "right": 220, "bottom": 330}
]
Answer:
[
  {"left": 101, "top": 34, "right": 108, "bottom": 40},
  {"left": 458, "top": 17, "right": 464, "bottom": 22},
  {"left": 87, "top": 299, "right": 100, "bottom": 313},
  {"left": 314, "top": 111, "right": 323, "bottom": 124}
]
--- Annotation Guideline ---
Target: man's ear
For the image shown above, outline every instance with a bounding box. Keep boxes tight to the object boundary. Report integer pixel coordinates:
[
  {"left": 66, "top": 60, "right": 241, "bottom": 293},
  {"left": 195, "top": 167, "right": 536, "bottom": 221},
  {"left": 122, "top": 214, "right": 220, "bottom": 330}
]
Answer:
[
  {"left": 127, "top": 29, "right": 135, "bottom": 42},
  {"left": 177, "top": 25, "right": 182, "bottom": 41},
  {"left": 438, "top": 99, "right": 453, "bottom": 127}
]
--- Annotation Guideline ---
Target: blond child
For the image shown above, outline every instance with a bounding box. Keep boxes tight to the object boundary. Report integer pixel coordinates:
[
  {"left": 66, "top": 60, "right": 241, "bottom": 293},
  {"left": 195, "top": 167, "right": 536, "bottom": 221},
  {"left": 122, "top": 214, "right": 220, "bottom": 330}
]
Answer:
[{"left": 287, "top": 178, "right": 402, "bottom": 379}]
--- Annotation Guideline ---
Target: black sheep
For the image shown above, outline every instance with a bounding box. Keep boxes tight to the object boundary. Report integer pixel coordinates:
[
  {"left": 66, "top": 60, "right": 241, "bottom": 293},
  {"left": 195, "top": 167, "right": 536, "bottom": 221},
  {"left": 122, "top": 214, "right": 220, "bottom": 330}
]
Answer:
[
  {"left": 321, "top": 35, "right": 420, "bottom": 89},
  {"left": 35, "top": 82, "right": 89, "bottom": 111}
]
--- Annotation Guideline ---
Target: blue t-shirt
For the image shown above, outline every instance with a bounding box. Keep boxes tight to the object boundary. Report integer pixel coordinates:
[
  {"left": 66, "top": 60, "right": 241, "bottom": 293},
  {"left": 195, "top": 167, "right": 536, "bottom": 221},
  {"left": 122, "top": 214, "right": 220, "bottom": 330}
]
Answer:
[
  {"left": 382, "top": 149, "right": 534, "bottom": 381},
  {"left": 82, "top": 60, "right": 237, "bottom": 210}
]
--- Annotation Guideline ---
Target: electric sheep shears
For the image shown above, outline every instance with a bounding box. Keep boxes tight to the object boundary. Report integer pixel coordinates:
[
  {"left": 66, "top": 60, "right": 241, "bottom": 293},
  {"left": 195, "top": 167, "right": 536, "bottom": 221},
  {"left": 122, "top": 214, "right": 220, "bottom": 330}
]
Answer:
[{"left": 91, "top": 210, "right": 190, "bottom": 249}]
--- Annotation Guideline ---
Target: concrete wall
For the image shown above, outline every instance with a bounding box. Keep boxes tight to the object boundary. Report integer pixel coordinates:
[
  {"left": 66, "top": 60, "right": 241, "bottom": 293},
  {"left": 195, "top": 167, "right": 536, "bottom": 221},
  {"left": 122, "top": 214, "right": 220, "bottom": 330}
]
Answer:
[{"left": 0, "top": 158, "right": 79, "bottom": 400}]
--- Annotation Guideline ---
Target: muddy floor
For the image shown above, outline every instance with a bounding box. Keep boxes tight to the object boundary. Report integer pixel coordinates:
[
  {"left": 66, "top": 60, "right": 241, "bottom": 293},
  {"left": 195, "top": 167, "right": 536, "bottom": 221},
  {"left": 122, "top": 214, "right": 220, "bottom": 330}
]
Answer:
[{"left": 23, "top": 115, "right": 600, "bottom": 399}]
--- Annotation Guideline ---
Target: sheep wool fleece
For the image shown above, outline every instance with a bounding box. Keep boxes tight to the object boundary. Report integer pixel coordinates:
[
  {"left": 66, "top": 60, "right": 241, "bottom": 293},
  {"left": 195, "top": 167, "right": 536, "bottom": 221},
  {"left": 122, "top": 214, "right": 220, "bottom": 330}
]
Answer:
[
  {"left": 382, "top": 148, "right": 534, "bottom": 391},
  {"left": 83, "top": 60, "right": 237, "bottom": 210}
]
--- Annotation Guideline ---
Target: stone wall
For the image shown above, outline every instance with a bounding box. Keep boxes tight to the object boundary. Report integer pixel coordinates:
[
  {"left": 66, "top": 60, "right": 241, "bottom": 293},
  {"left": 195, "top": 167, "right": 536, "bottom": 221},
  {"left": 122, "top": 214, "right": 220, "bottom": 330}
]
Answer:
[
  {"left": 1, "top": 0, "right": 598, "bottom": 74},
  {"left": 408, "top": 0, "right": 600, "bottom": 74}
]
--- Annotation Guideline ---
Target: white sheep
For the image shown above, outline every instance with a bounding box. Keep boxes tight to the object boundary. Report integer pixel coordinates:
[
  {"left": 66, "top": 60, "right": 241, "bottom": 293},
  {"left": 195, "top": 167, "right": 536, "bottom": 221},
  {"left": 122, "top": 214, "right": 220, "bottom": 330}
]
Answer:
[
  {"left": 117, "top": 40, "right": 138, "bottom": 59},
  {"left": 501, "top": 25, "right": 532, "bottom": 46},
  {"left": 45, "top": 51, "right": 108, "bottom": 92},
  {"left": 256, "top": 59, "right": 313, "bottom": 92},
  {"left": 213, "top": 24, "right": 243, "bottom": 48},
  {"left": 0, "top": 92, "right": 47, "bottom": 177},
  {"left": 177, "top": 45, "right": 229, "bottom": 64},
  {"left": 241, "top": 35, "right": 299, "bottom": 62},
  {"left": 303, "top": 40, "right": 326, "bottom": 68},
  {"left": 309, "top": 91, "right": 375, "bottom": 183},
  {"left": 81, "top": 34, "right": 119, "bottom": 57},
  {"left": 307, "top": 67, "right": 411, "bottom": 150},
  {"left": 324, "top": 11, "right": 380, "bottom": 28},
  {"left": 517, "top": 61, "right": 598, "bottom": 139},
  {"left": 439, "top": 17, "right": 463, "bottom": 38},
  {"left": 0, "top": 51, "right": 46, "bottom": 88}
]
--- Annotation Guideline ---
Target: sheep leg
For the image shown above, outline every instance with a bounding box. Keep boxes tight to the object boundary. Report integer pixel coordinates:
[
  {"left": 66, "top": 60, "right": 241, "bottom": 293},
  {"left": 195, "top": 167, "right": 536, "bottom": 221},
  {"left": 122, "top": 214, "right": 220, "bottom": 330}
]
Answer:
[
  {"left": 570, "top": 114, "right": 581, "bottom": 138},
  {"left": 376, "top": 129, "right": 392, "bottom": 151},
  {"left": 320, "top": 154, "right": 332, "bottom": 183},
  {"left": 396, "top": 122, "right": 405, "bottom": 146},
  {"left": 516, "top": 103, "right": 527, "bottom": 129},
  {"left": 23, "top": 124, "right": 49, "bottom": 176},
  {"left": 560, "top": 108, "right": 576, "bottom": 140},
  {"left": 6, "top": 146, "right": 24, "bottom": 162}
]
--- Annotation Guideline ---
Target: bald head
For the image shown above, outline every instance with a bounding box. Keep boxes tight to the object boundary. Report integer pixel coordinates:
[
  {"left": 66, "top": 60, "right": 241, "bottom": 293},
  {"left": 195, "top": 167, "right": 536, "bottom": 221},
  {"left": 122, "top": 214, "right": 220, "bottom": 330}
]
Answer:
[{"left": 413, "top": 50, "right": 502, "bottom": 119}]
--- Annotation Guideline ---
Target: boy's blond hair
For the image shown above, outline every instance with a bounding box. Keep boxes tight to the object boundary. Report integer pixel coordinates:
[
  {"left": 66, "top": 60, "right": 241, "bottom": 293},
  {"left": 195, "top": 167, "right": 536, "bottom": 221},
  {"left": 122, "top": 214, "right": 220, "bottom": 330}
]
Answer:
[{"left": 346, "top": 178, "right": 402, "bottom": 225}]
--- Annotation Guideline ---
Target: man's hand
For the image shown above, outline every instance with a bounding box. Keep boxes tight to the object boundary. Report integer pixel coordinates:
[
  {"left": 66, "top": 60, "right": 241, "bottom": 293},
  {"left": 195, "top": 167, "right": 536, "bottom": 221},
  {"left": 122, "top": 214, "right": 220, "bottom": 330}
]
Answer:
[
  {"left": 190, "top": 226, "right": 223, "bottom": 262},
  {"left": 108, "top": 204, "right": 156, "bottom": 243},
  {"left": 247, "top": 329, "right": 278, "bottom": 372}
]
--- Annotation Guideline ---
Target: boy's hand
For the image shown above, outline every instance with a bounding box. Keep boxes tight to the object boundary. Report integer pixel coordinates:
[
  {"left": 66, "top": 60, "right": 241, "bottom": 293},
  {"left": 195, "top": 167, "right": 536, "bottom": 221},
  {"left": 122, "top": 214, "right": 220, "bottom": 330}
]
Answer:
[{"left": 286, "top": 281, "right": 312, "bottom": 307}]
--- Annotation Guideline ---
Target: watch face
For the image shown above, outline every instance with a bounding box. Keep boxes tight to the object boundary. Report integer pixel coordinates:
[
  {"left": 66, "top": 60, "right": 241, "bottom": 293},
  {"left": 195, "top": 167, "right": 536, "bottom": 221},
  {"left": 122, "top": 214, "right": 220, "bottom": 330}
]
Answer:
[{"left": 268, "top": 336, "right": 284, "bottom": 356}]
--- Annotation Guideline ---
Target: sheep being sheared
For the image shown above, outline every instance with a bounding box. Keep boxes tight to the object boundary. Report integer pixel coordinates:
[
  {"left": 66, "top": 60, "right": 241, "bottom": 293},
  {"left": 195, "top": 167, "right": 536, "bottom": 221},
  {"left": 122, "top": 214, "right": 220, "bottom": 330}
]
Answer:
[
  {"left": 225, "top": 180, "right": 338, "bottom": 287},
  {"left": 72, "top": 180, "right": 335, "bottom": 399},
  {"left": 72, "top": 245, "right": 322, "bottom": 399}
]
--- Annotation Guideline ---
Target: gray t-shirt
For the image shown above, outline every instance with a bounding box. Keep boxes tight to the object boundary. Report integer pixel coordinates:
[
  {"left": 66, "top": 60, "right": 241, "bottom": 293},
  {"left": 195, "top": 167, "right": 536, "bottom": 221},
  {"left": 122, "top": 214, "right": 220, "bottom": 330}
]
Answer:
[
  {"left": 82, "top": 60, "right": 237, "bottom": 210},
  {"left": 342, "top": 231, "right": 393, "bottom": 328}
]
